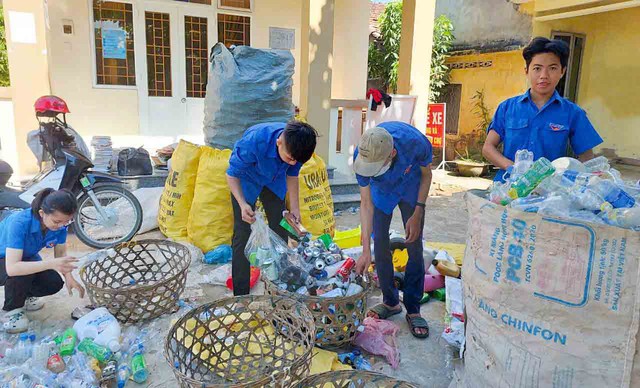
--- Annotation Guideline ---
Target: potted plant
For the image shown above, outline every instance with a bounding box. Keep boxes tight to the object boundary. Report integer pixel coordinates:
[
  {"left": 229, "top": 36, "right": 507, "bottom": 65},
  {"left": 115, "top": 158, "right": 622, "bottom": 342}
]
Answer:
[{"left": 454, "top": 90, "right": 492, "bottom": 177}]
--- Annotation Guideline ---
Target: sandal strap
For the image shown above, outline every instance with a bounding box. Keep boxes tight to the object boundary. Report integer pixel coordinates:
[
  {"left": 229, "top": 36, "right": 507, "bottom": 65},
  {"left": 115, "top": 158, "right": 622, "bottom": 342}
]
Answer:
[{"left": 368, "top": 304, "right": 401, "bottom": 319}]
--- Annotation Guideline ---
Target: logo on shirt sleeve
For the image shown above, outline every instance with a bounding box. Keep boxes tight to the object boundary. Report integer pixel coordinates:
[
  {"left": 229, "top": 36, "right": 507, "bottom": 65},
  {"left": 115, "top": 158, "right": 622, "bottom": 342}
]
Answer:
[
  {"left": 45, "top": 239, "right": 57, "bottom": 248},
  {"left": 549, "top": 123, "right": 566, "bottom": 132}
]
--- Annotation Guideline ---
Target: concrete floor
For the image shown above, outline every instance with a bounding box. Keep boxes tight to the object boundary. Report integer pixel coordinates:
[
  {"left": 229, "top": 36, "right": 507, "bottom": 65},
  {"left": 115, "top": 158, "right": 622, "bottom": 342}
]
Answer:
[{"left": 0, "top": 188, "right": 473, "bottom": 387}]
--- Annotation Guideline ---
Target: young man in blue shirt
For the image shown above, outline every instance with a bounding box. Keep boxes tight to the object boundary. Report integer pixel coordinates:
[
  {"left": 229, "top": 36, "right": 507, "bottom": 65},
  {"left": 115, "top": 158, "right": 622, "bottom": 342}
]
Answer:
[
  {"left": 353, "top": 122, "right": 433, "bottom": 338},
  {"left": 483, "top": 37, "right": 603, "bottom": 181},
  {"left": 227, "top": 121, "right": 317, "bottom": 296}
]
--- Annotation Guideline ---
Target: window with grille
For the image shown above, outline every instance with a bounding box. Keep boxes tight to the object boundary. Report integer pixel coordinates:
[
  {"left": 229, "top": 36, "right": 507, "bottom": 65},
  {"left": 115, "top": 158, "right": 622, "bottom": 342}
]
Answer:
[
  {"left": 218, "top": 0, "right": 251, "bottom": 11},
  {"left": 145, "top": 12, "right": 172, "bottom": 97},
  {"left": 218, "top": 14, "right": 250, "bottom": 47},
  {"left": 185, "top": 16, "right": 208, "bottom": 98},
  {"left": 93, "top": 1, "right": 136, "bottom": 86}
]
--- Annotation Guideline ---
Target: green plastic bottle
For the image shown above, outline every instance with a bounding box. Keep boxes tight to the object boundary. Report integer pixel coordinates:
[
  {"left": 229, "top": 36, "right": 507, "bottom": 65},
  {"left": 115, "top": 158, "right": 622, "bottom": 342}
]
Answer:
[
  {"left": 429, "top": 288, "right": 446, "bottom": 302},
  {"left": 59, "top": 328, "right": 77, "bottom": 356},
  {"left": 78, "top": 338, "right": 112, "bottom": 363},
  {"left": 130, "top": 345, "right": 148, "bottom": 383},
  {"left": 508, "top": 158, "right": 556, "bottom": 199}
]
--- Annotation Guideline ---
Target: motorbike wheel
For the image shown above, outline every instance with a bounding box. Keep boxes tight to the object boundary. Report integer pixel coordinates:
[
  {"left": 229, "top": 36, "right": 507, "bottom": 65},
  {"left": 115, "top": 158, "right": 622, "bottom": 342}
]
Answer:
[{"left": 73, "top": 184, "right": 143, "bottom": 249}]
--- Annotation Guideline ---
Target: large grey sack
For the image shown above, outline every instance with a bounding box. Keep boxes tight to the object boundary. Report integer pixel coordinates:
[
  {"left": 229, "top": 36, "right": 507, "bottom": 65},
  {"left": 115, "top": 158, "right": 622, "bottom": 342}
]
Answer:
[{"left": 203, "top": 43, "right": 295, "bottom": 149}]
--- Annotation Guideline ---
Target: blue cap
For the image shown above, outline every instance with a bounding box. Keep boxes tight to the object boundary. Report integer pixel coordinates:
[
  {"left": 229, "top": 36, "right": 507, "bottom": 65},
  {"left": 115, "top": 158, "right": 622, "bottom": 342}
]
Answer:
[{"left": 19, "top": 333, "right": 28, "bottom": 341}]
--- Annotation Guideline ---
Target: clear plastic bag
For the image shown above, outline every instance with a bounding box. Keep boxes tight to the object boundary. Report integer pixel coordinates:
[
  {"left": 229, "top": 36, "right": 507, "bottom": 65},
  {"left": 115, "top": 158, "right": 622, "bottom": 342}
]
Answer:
[{"left": 244, "top": 213, "right": 292, "bottom": 281}]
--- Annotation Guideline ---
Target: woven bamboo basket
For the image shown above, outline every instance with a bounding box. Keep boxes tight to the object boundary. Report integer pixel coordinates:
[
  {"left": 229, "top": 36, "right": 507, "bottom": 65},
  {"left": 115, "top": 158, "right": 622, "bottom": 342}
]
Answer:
[
  {"left": 80, "top": 239, "right": 191, "bottom": 324},
  {"left": 165, "top": 295, "right": 316, "bottom": 387},
  {"left": 264, "top": 276, "right": 370, "bottom": 348},
  {"left": 295, "top": 371, "right": 418, "bottom": 388}
]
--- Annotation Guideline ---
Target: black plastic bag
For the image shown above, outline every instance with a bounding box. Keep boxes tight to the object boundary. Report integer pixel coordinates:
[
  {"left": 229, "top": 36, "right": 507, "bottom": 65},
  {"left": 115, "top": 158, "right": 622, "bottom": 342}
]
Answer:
[{"left": 117, "top": 147, "right": 152, "bottom": 176}]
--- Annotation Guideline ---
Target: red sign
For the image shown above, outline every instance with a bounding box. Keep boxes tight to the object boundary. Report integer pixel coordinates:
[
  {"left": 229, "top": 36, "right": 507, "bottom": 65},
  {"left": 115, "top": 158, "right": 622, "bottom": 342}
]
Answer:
[{"left": 426, "top": 103, "right": 446, "bottom": 148}]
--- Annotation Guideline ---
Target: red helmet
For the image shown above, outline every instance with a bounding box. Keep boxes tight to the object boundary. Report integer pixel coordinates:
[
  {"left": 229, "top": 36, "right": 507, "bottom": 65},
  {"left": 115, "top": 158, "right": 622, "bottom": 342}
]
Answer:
[{"left": 34, "top": 95, "right": 70, "bottom": 117}]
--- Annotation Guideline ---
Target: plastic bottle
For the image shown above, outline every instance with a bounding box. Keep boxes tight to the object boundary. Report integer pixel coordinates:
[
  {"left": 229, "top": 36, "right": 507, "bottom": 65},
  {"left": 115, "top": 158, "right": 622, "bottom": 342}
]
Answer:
[
  {"left": 552, "top": 157, "right": 586, "bottom": 173},
  {"left": 571, "top": 185, "right": 613, "bottom": 212},
  {"left": 16, "top": 333, "right": 32, "bottom": 363},
  {"left": 605, "top": 207, "right": 640, "bottom": 230},
  {"left": 558, "top": 170, "right": 597, "bottom": 188},
  {"left": 130, "top": 344, "right": 148, "bottom": 383},
  {"left": 584, "top": 156, "right": 611, "bottom": 172},
  {"left": 509, "top": 158, "right": 556, "bottom": 199},
  {"left": 32, "top": 340, "right": 55, "bottom": 369},
  {"left": 533, "top": 174, "right": 569, "bottom": 196},
  {"left": 116, "top": 353, "right": 132, "bottom": 388},
  {"left": 70, "top": 352, "right": 99, "bottom": 386},
  {"left": 59, "top": 327, "right": 77, "bottom": 356},
  {"left": 509, "top": 195, "right": 549, "bottom": 213},
  {"left": 77, "top": 338, "right": 112, "bottom": 363},
  {"left": 511, "top": 149, "right": 534, "bottom": 180},
  {"left": 73, "top": 307, "right": 121, "bottom": 352},
  {"left": 589, "top": 179, "right": 636, "bottom": 209},
  {"left": 488, "top": 182, "right": 513, "bottom": 205}
]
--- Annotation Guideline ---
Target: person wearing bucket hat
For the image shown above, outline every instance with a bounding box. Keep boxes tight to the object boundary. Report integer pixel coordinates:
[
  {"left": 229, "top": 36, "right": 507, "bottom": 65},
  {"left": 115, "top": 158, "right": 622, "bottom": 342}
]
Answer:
[{"left": 353, "top": 122, "right": 433, "bottom": 338}]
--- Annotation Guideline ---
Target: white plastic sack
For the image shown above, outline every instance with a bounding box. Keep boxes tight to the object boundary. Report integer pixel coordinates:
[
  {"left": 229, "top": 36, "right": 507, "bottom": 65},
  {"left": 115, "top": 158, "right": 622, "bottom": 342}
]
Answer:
[
  {"left": 203, "top": 43, "right": 294, "bottom": 149},
  {"left": 132, "top": 187, "right": 163, "bottom": 234},
  {"left": 460, "top": 192, "right": 640, "bottom": 387}
]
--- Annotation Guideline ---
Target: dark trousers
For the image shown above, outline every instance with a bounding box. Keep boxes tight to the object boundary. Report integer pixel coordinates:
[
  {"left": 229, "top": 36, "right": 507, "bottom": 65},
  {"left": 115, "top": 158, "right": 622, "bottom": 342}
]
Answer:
[
  {"left": 0, "top": 259, "right": 64, "bottom": 311},
  {"left": 373, "top": 201, "right": 425, "bottom": 315},
  {"left": 231, "top": 187, "right": 289, "bottom": 296}
]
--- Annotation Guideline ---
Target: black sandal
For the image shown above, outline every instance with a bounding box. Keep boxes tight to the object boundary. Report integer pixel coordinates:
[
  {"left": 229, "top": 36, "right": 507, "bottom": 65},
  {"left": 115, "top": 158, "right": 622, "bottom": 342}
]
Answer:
[
  {"left": 367, "top": 304, "right": 402, "bottom": 320},
  {"left": 406, "top": 315, "right": 429, "bottom": 339}
]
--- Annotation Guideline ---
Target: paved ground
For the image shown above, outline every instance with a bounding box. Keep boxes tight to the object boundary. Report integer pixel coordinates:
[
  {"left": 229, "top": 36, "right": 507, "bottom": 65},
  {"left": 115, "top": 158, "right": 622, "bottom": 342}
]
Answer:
[{"left": 0, "top": 172, "right": 483, "bottom": 387}]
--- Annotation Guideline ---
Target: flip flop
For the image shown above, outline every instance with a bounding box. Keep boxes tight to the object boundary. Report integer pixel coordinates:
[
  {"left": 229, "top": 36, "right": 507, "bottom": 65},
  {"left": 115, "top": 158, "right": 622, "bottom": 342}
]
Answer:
[
  {"left": 406, "top": 315, "right": 430, "bottom": 339},
  {"left": 367, "top": 303, "right": 402, "bottom": 320}
]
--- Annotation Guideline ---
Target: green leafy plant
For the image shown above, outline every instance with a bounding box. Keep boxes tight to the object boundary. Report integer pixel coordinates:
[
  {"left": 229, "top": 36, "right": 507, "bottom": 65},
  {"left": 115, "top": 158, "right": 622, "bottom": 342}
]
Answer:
[
  {"left": 0, "top": 6, "right": 9, "bottom": 87},
  {"left": 455, "top": 90, "right": 491, "bottom": 164},
  {"left": 367, "top": 1, "right": 403, "bottom": 93},
  {"left": 429, "top": 15, "right": 455, "bottom": 103}
]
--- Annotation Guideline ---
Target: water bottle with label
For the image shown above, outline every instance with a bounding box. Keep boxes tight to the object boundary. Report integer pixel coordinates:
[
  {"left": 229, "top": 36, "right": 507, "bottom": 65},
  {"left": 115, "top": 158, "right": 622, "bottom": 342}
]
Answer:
[
  {"left": 508, "top": 158, "right": 556, "bottom": 199},
  {"left": 588, "top": 179, "right": 636, "bottom": 209}
]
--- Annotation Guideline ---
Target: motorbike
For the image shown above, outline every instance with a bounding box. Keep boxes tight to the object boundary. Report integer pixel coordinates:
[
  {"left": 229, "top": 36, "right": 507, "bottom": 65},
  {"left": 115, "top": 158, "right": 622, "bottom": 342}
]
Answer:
[{"left": 0, "top": 96, "right": 143, "bottom": 249}]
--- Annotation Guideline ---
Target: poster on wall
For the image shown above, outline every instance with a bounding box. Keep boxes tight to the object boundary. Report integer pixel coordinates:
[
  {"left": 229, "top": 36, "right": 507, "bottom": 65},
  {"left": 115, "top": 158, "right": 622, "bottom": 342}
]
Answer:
[
  {"left": 269, "top": 27, "right": 295, "bottom": 50},
  {"left": 102, "top": 28, "right": 127, "bottom": 59}
]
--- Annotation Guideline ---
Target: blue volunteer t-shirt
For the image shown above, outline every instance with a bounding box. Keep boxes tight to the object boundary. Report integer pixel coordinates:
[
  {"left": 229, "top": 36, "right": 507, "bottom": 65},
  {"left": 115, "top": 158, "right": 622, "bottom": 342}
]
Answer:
[
  {"left": 0, "top": 208, "right": 68, "bottom": 261},
  {"left": 227, "top": 122, "right": 303, "bottom": 205},
  {"left": 490, "top": 89, "right": 603, "bottom": 181},
  {"left": 355, "top": 121, "right": 433, "bottom": 215}
]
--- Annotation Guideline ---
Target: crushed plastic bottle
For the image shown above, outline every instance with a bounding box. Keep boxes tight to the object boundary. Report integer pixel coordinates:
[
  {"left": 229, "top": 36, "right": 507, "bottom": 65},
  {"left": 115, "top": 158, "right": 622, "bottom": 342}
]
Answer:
[
  {"left": 584, "top": 156, "right": 611, "bottom": 172},
  {"left": 512, "top": 149, "right": 534, "bottom": 180},
  {"left": 589, "top": 178, "right": 636, "bottom": 209},
  {"left": 571, "top": 185, "right": 613, "bottom": 213},
  {"left": 509, "top": 158, "right": 556, "bottom": 199},
  {"left": 510, "top": 195, "right": 549, "bottom": 213},
  {"left": 604, "top": 207, "right": 640, "bottom": 230}
]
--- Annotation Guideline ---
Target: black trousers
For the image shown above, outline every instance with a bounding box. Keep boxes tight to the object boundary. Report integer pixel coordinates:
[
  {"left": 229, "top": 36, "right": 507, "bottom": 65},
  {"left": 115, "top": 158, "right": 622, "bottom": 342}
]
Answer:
[
  {"left": 0, "top": 259, "right": 64, "bottom": 311},
  {"left": 231, "top": 187, "right": 289, "bottom": 296}
]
